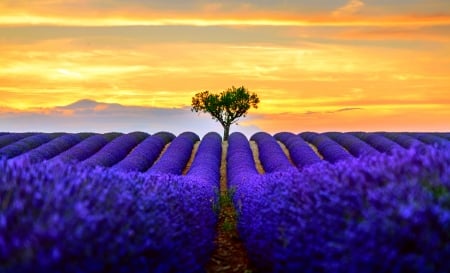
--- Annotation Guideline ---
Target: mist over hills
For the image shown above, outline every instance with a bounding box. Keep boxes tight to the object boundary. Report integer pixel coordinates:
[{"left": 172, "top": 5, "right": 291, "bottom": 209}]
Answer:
[{"left": 0, "top": 99, "right": 261, "bottom": 137}]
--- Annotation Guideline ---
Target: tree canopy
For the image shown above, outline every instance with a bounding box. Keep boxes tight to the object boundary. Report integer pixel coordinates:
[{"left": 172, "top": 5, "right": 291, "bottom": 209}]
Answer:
[{"left": 191, "top": 86, "right": 260, "bottom": 140}]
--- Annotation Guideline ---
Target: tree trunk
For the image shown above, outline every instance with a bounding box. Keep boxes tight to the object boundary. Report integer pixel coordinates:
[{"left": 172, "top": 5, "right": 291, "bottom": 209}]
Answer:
[{"left": 223, "top": 125, "right": 230, "bottom": 141}]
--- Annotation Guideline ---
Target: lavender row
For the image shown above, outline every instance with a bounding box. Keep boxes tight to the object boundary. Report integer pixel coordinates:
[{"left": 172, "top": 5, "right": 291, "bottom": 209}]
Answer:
[
  {"left": 227, "top": 132, "right": 260, "bottom": 184},
  {"left": 13, "top": 133, "right": 91, "bottom": 163},
  {"left": 407, "top": 132, "right": 449, "bottom": 146},
  {"left": 325, "top": 132, "right": 379, "bottom": 157},
  {"left": 112, "top": 132, "right": 175, "bottom": 173},
  {"left": 274, "top": 132, "right": 322, "bottom": 168},
  {"left": 0, "top": 133, "right": 62, "bottom": 159},
  {"left": 0, "top": 133, "right": 36, "bottom": 149},
  {"left": 231, "top": 144, "right": 450, "bottom": 273},
  {"left": 433, "top": 132, "right": 450, "bottom": 140},
  {"left": 146, "top": 132, "right": 199, "bottom": 175},
  {"left": 186, "top": 132, "right": 222, "bottom": 185},
  {"left": 250, "top": 132, "right": 295, "bottom": 173},
  {"left": 82, "top": 132, "right": 148, "bottom": 168},
  {"left": 351, "top": 132, "right": 403, "bottom": 153},
  {"left": 300, "top": 132, "right": 353, "bottom": 163},
  {"left": 51, "top": 134, "right": 112, "bottom": 163},
  {"left": 0, "top": 158, "right": 217, "bottom": 273},
  {"left": 380, "top": 132, "right": 424, "bottom": 148}
]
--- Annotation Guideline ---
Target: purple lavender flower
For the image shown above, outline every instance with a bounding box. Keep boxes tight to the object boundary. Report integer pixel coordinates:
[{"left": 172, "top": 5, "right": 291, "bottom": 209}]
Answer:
[
  {"left": 274, "top": 132, "right": 322, "bottom": 168},
  {"left": 82, "top": 132, "right": 148, "bottom": 168},
  {"left": 146, "top": 132, "right": 199, "bottom": 175},
  {"left": 227, "top": 132, "right": 260, "bottom": 184},
  {"left": 300, "top": 132, "right": 353, "bottom": 163},
  {"left": 0, "top": 133, "right": 61, "bottom": 159},
  {"left": 13, "top": 133, "right": 89, "bottom": 163},
  {"left": 325, "top": 132, "right": 379, "bottom": 157},
  {"left": 0, "top": 133, "right": 36, "bottom": 149},
  {"left": 407, "top": 132, "right": 449, "bottom": 146},
  {"left": 351, "top": 132, "right": 403, "bottom": 153},
  {"left": 112, "top": 134, "right": 168, "bottom": 172},
  {"left": 231, "top": 144, "right": 450, "bottom": 273},
  {"left": 186, "top": 132, "right": 222, "bottom": 185},
  {"left": 51, "top": 134, "right": 112, "bottom": 163},
  {"left": 251, "top": 132, "right": 296, "bottom": 173},
  {"left": 0, "top": 158, "right": 217, "bottom": 273},
  {"left": 381, "top": 132, "right": 424, "bottom": 148}
]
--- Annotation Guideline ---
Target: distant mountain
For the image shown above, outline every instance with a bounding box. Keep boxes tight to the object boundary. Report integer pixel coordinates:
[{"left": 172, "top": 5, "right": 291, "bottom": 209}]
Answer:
[
  {"left": 0, "top": 99, "right": 261, "bottom": 136},
  {"left": 61, "top": 99, "right": 100, "bottom": 109},
  {"left": 59, "top": 99, "right": 122, "bottom": 110}
]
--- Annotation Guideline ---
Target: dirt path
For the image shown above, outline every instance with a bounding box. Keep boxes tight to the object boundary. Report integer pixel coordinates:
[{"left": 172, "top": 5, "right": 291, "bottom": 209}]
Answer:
[
  {"left": 205, "top": 141, "right": 253, "bottom": 273},
  {"left": 182, "top": 141, "right": 199, "bottom": 174}
]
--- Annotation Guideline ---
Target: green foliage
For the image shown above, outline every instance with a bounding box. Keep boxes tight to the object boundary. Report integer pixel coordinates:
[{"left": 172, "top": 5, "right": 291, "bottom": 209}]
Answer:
[{"left": 191, "top": 86, "right": 259, "bottom": 140}]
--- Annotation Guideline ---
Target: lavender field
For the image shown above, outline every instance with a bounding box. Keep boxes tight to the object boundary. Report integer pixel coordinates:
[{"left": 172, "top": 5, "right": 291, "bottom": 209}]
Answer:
[{"left": 0, "top": 131, "right": 449, "bottom": 273}]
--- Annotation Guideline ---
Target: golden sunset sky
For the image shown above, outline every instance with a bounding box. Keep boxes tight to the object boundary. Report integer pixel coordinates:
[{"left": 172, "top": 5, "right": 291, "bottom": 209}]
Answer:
[{"left": 1, "top": 0, "right": 449, "bottom": 133}]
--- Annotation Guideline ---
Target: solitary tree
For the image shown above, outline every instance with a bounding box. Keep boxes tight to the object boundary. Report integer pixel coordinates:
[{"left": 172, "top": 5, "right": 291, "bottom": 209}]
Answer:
[{"left": 191, "top": 86, "right": 260, "bottom": 141}]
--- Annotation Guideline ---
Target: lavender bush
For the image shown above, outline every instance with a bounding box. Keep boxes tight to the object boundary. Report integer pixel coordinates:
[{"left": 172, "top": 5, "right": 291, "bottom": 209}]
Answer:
[
  {"left": 434, "top": 133, "right": 450, "bottom": 140},
  {"left": 0, "top": 133, "right": 36, "bottom": 149},
  {"left": 146, "top": 132, "right": 199, "bottom": 175},
  {"left": 407, "top": 133, "right": 449, "bottom": 146},
  {"left": 112, "top": 135, "right": 166, "bottom": 172},
  {"left": 274, "top": 132, "right": 322, "bottom": 168},
  {"left": 231, "top": 144, "right": 450, "bottom": 273},
  {"left": 325, "top": 132, "right": 379, "bottom": 157},
  {"left": 152, "top": 131, "right": 176, "bottom": 143},
  {"left": 381, "top": 132, "right": 424, "bottom": 148},
  {"left": 82, "top": 132, "right": 148, "bottom": 168},
  {"left": 13, "top": 133, "right": 90, "bottom": 163},
  {"left": 300, "top": 132, "right": 353, "bottom": 163},
  {"left": 251, "top": 132, "right": 295, "bottom": 173},
  {"left": 51, "top": 134, "right": 112, "bottom": 163},
  {"left": 0, "top": 158, "right": 217, "bottom": 273},
  {"left": 227, "top": 132, "right": 260, "bottom": 184},
  {"left": 186, "top": 132, "right": 222, "bottom": 184},
  {"left": 0, "top": 133, "right": 62, "bottom": 159},
  {"left": 351, "top": 132, "right": 403, "bottom": 153}
]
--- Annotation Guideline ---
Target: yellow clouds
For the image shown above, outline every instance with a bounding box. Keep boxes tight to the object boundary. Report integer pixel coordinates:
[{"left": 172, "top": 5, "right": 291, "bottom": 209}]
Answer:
[
  {"left": 1, "top": 38, "right": 449, "bottom": 113},
  {"left": 1, "top": 14, "right": 450, "bottom": 28},
  {"left": 1, "top": 0, "right": 450, "bottom": 28}
]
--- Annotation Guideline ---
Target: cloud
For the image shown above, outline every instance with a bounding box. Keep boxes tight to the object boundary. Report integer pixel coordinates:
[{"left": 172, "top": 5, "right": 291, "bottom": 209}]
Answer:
[
  {"left": 330, "top": 107, "right": 363, "bottom": 113},
  {"left": 1, "top": 0, "right": 449, "bottom": 27},
  {"left": 332, "top": 0, "right": 365, "bottom": 17},
  {"left": 301, "top": 107, "right": 363, "bottom": 115},
  {"left": 0, "top": 99, "right": 261, "bottom": 138}
]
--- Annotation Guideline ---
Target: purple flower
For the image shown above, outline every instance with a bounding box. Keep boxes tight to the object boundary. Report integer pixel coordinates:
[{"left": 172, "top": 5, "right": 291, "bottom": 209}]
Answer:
[
  {"left": 0, "top": 133, "right": 61, "bottom": 159},
  {"left": 325, "top": 132, "right": 379, "bottom": 157},
  {"left": 300, "top": 132, "right": 353, "bottom": 163},
  {"left": 274, "top": 132, "right": 322, "bottom": 168},
  {"left": 231, "top": 144, "right": 450, "bottom": 273},
  {"left": 82, "top": 132, "right": 148, "bottom": 168},
  {"left": 51, "top": 134, "right": 111, "bottom": 163},
  {"left": 251, "top": 132, "right": 296, "bottom": 173},
  {"left": 0, "top": 156, "right": 217, "bottom": 273},
  {"left": 146, "top": 132, "right": 199, "bottom": 175}
]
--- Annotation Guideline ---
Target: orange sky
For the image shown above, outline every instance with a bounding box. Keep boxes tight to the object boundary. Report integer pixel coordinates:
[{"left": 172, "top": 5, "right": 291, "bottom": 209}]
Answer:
[{"left": 0, "top": 0, "right": 449, "bottom": 133}]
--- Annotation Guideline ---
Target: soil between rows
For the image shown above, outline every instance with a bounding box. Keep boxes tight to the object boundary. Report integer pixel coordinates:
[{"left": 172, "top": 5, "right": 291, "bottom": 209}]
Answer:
[{"left": 205, "top": 141, "right": 254, "bottom": 273}]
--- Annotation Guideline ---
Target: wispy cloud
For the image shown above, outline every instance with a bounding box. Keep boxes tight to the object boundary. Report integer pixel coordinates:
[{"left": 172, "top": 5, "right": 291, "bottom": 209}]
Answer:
[
  {"left": 302, "top": 107, "right": 362, "bottom": 115},
  {"left": 333, "top": 0, "right": 365, "bottom": 17}
]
